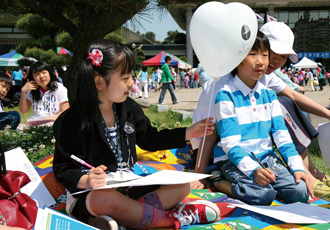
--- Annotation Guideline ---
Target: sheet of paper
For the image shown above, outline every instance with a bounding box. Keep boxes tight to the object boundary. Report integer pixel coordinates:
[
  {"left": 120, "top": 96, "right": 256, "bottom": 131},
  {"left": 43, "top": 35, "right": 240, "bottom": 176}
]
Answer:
[
  {"left": 231, "top": 202, "right": 330, "bottom": 224},
  {"left": 73, "top": 170, "right": 211, "bottom": 195},
  {"left": 5, "top": 147, "right": 56, "bottom": 208},
  {"left": 34, "top": 207, "right": 98, "bottom": 230}
]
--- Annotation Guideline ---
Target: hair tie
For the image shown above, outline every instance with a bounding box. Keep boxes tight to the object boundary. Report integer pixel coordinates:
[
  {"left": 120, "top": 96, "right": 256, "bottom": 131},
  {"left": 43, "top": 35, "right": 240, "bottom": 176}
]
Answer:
[{"left": 87, "top": 49, "right": 103, "bottom": 66}]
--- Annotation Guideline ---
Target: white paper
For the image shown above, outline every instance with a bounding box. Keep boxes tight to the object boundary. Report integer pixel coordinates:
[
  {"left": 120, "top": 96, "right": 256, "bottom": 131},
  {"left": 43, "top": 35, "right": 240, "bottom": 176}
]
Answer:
[
  {"left": 106, "top": 170, "right": 142, "bottom": 184},
  {"left": 231, "top": 202, "right": 330, "bottom": 224},
  {"left": 34, "top": 207, "right": 99, "bottom": 230},
  {"left": 4, "top": 147, "right": 56, "bottom": 208},
  {"left": 73, "top": 170, "right": 211, "bottom": 195}
]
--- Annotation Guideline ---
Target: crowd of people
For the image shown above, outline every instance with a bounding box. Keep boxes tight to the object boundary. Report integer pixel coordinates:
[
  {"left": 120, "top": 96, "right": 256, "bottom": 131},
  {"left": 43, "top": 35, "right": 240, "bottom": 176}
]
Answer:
[{"left": 1, "top": 21, "right": 330, "bottom": 230}]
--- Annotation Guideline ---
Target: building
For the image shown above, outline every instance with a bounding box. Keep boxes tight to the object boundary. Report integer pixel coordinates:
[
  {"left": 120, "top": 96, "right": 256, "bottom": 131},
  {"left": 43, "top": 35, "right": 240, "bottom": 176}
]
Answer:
[{"left": 166, "top": 0, "right": 330, "bottom": 68}]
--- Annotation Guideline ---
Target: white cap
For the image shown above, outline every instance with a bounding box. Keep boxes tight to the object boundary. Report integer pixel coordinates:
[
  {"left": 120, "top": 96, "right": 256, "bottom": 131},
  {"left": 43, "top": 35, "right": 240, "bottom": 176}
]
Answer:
[{"left": 260, "top": 21, "right": 299, "bottom": 63}]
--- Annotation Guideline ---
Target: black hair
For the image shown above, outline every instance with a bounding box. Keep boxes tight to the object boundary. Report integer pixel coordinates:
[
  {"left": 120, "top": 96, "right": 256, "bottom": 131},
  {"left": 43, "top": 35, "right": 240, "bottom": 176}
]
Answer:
[
  {"left": 0, "top": 72, "right": 12, "bottom": 88},
  {"left": 165, "top": 56, "right": 171, "bottom": 63},
  {"left": 141, "top": 65, "right": 148, "bottom": 72},
  {"left": 27, "top": 61, "right": 58, "bottom": 102},
  {"left": 231, "top": 31, "right": 270, "bottom": 76},
  {"left": 76, "top": 39, "right": 135, "bottom": 132}
]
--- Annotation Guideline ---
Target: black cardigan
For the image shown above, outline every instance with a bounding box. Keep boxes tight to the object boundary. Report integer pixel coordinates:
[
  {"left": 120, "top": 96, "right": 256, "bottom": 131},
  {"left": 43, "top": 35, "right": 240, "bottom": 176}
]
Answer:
[{"left": 53, "top": 97, "right": 187, "bottom": 193}]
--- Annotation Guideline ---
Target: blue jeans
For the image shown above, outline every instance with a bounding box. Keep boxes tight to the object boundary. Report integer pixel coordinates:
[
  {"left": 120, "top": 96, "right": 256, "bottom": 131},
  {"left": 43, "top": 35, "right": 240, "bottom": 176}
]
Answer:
[
  {"left": 158, "top": 82, "right": 178, "bottom": 104},
  {"left": 0, "top": 111, "right": 21, "bottom": 130},
  {"left": 218, "top": 154, "right": 309, "bottom": 205}
]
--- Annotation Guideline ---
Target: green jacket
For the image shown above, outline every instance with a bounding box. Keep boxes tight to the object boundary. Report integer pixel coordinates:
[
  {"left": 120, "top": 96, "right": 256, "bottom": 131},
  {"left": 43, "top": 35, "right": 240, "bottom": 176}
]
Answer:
[{"left": 161, "top": 64, "right": 175, "bottom": 83}]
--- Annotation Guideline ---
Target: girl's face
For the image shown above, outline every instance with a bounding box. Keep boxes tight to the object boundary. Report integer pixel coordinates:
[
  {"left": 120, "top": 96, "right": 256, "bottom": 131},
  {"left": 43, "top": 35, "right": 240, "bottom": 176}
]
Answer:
[
  {"left": 32, "top": 70, "right": 51, "bottom": 90},
  {"left": 97, "top": 69, "right": 134, "bottom": 104},
  {"left": 237, "top": 47, "right": 269, "bottom": 89},
  {"left": 265, "top": 50, "right": 288, "bottom": 74}
]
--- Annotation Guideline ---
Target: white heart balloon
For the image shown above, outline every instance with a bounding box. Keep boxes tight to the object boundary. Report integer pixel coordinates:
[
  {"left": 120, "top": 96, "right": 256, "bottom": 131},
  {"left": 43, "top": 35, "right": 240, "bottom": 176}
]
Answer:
[{"left": 190, "top": 2, "right": 258, "bottom": 78}]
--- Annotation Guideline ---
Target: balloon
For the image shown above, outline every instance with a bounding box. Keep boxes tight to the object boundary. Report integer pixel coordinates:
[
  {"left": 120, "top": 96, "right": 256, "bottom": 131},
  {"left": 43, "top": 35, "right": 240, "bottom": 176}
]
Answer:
[{"left": 190, "top": 2, "right": 258, "bottom": 78}]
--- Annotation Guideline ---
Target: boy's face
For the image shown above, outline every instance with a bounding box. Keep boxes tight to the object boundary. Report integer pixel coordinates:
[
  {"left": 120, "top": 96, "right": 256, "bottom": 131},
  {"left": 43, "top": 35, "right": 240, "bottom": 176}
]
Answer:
[
  {"left": 0, "top": 81, "right": 10, "bottom": 99},
  {"left": 237, "top": 47, "right": 269, "bottom": 88}
]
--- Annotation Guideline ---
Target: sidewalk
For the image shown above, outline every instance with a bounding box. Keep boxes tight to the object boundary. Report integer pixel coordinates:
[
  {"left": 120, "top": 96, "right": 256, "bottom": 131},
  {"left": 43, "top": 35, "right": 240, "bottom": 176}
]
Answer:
[{"left": 133, "top": 84, "right": 330, "bottom": 128}]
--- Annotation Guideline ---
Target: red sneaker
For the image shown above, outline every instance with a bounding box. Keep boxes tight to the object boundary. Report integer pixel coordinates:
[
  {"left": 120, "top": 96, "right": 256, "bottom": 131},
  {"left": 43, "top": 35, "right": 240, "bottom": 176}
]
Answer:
[{"left": 169, "top": 200, "right": 220, "bottom": 229}]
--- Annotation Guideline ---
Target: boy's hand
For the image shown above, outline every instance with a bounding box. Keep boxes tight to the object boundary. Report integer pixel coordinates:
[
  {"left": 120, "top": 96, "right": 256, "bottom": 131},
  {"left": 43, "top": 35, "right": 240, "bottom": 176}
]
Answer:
[
  {"left": 185, "top": 117, "right": 214, "bottom": 140},
  {"left": 294, "top": 171, "right": 314, "bottom": 198},
  {"left": 21, "top": 79, "right": 39, "bottom": 92},
  {"left": 253, "top": 167, "right": 276, "bottom": 186},
  {"left": 87, "top": 165, "right": 107, "bottom": 189}
]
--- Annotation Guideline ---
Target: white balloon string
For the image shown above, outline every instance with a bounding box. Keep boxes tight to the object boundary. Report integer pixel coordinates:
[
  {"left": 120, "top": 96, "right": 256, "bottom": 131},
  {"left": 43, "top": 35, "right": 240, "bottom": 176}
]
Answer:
[{"left": 197, "top": 79, "right": 215, "bottom": 168}]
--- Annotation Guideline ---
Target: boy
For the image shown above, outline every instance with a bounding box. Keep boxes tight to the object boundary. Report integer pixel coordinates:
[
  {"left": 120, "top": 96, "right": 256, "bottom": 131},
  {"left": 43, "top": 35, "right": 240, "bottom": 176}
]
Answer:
[
  {"left": 213, "top": 31, "right": 309, "bottom": 205},
  {"left": 0, "top": 72, "right": 20, "bottom": 130}
]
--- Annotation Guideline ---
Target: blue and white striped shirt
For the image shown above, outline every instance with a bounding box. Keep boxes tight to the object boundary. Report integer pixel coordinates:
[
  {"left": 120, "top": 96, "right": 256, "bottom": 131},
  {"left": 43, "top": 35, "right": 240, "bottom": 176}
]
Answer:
[{"left": 214, "top": 75, "right": 304, "bottom": 178}]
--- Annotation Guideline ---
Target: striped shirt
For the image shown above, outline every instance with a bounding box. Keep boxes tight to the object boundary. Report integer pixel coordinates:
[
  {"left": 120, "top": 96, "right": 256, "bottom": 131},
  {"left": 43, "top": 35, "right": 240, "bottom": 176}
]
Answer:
[{"left": 214, "top": 75, "right": 304, "bottom": 178}]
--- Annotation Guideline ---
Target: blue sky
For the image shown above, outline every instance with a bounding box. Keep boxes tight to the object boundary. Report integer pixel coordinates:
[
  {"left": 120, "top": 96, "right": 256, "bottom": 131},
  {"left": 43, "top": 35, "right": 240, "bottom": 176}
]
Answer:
[{"left": 127, "top": 8, "right": 185, "bottom": 42}]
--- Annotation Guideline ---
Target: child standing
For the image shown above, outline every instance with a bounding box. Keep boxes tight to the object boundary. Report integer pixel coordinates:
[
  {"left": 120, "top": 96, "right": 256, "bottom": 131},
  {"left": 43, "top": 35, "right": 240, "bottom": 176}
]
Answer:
[
  {"left": 19, "top": 61, "right": 69, "bottom": 124},
  {"left": 151, "top": 67, "right": 159, "bottom": 92},
  {"left": 213, "top": 32, "right": 310, "bottom": 205},
  {"left": 137, "top": 65, "right": 149, "bottom": 99},
  {"left": 52, "top": 39, "right": 219, "bottom": 229},
  {"left": 0, "top": 73, "right": 20, "bottom": 130}
]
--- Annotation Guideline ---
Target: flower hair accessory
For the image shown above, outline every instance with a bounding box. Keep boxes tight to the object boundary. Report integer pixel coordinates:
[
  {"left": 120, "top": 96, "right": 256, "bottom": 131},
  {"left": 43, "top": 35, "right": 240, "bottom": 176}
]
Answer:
[{"left": 88, "top": 49, "right": 103, "bottom": 66}]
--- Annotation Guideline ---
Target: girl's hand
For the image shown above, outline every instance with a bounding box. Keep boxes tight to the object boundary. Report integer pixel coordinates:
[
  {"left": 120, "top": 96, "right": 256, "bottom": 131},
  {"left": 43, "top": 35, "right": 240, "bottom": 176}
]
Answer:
[
  {"left": 185, "top": 117, "right": 214, "bottom": 140},
  {"left": 191, "top": 179, "right": 211, "bottom": 189},
  {"left": 294, "top": 171, "right": 314, "bottom": 198},
  {"left": 21, "top": 80, "right": 39, "bottom": 93},
  {"left": 253, "top": 167, "right": 276, "bottom": 186},
  {"left": 87, "top": 165, "right": 107, "bottom": 189}
]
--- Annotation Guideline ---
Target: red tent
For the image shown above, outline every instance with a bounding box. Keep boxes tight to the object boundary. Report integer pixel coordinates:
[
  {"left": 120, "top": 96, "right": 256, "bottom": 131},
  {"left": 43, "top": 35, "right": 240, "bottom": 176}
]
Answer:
[{"left": 142, "top": 51, "right": 178, "bottom": 66}]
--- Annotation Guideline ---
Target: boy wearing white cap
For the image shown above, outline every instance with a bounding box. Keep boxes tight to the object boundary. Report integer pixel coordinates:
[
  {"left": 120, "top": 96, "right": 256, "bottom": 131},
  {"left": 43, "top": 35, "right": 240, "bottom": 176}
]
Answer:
[{"left": 192, "top": 21, "right": 330, "bottom": 197}]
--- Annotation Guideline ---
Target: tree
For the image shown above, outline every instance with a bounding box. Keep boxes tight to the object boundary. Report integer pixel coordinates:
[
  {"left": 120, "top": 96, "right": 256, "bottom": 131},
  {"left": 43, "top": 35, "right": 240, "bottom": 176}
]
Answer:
[
  {"left": 142, "top": 31, "right": 156, "bottom": 43},
  {"left": 1, "top": 0, "right": 150, "bottom": 102},
  {"left": 1, "top": 0, "right": 198, "bottom": 102},
  {"left": 162, "top": 30, "right": 179, "bottom": 44}
]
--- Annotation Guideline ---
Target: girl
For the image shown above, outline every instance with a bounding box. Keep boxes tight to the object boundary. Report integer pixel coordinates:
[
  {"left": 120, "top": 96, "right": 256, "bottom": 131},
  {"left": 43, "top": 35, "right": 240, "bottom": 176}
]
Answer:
[
  {"left": 137, "top": 65, "right": 149, "bottom": 99},
  {"left": 53, "top": 39, "right": 219, "bottom": 229},
  {"left": 19, "top": 61, "right": 69, "bottom": 124}
]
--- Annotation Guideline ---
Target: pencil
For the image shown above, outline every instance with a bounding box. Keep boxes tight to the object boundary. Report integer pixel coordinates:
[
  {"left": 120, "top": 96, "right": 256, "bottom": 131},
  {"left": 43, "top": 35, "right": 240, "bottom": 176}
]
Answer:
[
  {"left": 71, "top": 154, "right": 94, "bottom": 169},
  {"left": 250, "top": 152, "right": 266, "bottom": 169}
]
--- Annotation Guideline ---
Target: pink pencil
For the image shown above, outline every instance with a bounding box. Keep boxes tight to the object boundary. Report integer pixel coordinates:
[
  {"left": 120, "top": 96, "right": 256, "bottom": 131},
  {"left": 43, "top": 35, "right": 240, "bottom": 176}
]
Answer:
[{"left": 71, "top": 154, "right": 94, "bottom": 169}]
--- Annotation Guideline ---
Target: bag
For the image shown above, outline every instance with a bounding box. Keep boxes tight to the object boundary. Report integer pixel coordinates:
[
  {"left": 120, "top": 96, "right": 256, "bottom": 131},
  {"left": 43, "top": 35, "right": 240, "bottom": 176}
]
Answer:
[{"left": 0, "top": 142, "right": 38, "bottom": 229}]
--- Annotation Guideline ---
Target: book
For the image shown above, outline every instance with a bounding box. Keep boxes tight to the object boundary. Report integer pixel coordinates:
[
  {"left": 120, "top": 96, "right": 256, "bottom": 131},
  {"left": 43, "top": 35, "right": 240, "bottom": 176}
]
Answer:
[{"left": 26, "top": 118, "right": 54, "bottom": 126}]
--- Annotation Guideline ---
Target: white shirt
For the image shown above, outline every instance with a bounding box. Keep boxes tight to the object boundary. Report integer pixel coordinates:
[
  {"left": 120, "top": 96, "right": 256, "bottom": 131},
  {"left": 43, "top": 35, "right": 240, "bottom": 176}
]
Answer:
[
  {"left": 191, "top": 72, "right": 287, "bottom": 150},
  {"left": 26, "top": 82, "right": 68, "bottom": 119}
]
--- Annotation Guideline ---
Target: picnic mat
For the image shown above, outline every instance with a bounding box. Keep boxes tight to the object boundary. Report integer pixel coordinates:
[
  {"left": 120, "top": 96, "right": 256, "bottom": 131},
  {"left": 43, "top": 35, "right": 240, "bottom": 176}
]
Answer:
[{"left": 34, "top": 144, "right": 330, "bottom": 229}]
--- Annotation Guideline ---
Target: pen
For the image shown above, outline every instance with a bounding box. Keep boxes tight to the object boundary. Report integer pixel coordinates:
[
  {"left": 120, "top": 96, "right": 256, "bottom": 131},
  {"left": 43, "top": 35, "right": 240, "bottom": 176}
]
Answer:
[
  {"left": 71, "top": 154, "right": 94, "bottom": 169},
  {"left": 250, "top": 152, "right": 266, "bottom": 169}
]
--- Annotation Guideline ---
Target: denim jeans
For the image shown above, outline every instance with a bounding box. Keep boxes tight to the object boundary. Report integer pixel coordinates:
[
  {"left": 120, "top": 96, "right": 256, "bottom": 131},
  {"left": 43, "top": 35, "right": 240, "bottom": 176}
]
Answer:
[
  {"left": 158, "top": 82, "right": 178, "bottom": 104},
  {"left": 0, "top": 111, "right": 21, "bottom": 130},
  {"left": 218, "top": 154, "right": 309, "bottom": 205}
]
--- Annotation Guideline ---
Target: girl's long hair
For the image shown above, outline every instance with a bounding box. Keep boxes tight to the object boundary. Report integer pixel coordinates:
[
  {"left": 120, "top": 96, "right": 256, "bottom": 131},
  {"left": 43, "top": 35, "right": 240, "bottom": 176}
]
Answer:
[
  {"left": 76, "top": 39, "right": 135, "bottom": 132},
  {"left": 27, "top": 61, "right": 59, "bottom": 102}
]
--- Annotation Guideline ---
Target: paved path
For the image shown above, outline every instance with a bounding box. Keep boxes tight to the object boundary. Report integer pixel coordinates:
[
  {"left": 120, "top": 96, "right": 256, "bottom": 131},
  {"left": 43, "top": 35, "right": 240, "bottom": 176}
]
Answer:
[{"left": 133, "top": 84, "right": 330, "bottom": 128}]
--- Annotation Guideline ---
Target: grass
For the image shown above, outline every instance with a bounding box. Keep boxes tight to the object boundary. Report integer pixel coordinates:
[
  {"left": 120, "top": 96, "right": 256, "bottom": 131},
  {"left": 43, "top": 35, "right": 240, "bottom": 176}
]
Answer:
[{"left": 4, "top": 105, "right": 33, "bottom": 124}]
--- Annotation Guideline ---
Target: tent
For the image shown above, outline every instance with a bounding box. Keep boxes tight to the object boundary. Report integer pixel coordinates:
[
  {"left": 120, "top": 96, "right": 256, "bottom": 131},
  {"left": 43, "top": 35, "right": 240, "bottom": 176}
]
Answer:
[
  {"left": 0, "top": 50, "right": 36, "bottom": 67},
  {"left": 166, "top": 52, "right": 191, "bottom": 69},
  {"left": 0, "top": 50, "right": 23, "bottom": 66},
  {"left": 293, "top": 57, "right": 318, "bottom": 69},
  {"left": 142, "top": 51, "right": 178, "bottom": 66},
  {"left": 57, "top": 47, "right": 73, "bottom": 56}
]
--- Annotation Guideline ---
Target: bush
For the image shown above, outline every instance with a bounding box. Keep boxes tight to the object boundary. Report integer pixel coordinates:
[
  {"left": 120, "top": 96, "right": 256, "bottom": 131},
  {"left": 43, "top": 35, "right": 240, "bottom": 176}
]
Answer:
[{"left": 0, "top": 125, "right": 55, "bottom": 164}]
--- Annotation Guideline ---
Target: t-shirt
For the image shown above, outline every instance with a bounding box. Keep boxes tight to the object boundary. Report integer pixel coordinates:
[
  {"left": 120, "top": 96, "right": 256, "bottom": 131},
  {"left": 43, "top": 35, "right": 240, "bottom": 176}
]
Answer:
[
  {"left": 213, "top": 76, "right": 304, "bottom": 177},
  {"left": 26, "top": 82, "right": 68, "bottom": 119},
  {"left": 191, "top": 73, "right": 286, "bottom": 150},
  {"left": 138, "top": 71, "right": 148, "bottom": 82}
]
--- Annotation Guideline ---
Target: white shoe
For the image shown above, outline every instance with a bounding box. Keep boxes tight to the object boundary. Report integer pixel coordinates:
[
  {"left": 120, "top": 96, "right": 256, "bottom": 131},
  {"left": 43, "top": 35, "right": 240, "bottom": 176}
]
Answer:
[{"left": 88, "top": 215, "right": 121, "bottom": 230}]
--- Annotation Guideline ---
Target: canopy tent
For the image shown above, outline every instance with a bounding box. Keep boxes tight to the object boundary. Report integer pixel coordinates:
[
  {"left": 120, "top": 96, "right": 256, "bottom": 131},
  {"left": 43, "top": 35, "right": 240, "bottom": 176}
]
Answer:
[
  {"left": 293, "top": 57, "right": 318, "bottom": 69},
  {"left": 0, "top": 50, "right": 36, "bottom": 67},
  {"left": 0, "top": 50, "right": 23, "bottom": 66},
  {"left": 57, "top": 47, "right": 73, "bottom": 56},
  {"left": 142, "top": 51, "right": 178, "bottom": 66},
  {"left": 165, "top": 52, "right": 192, "bottom": 69}
]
